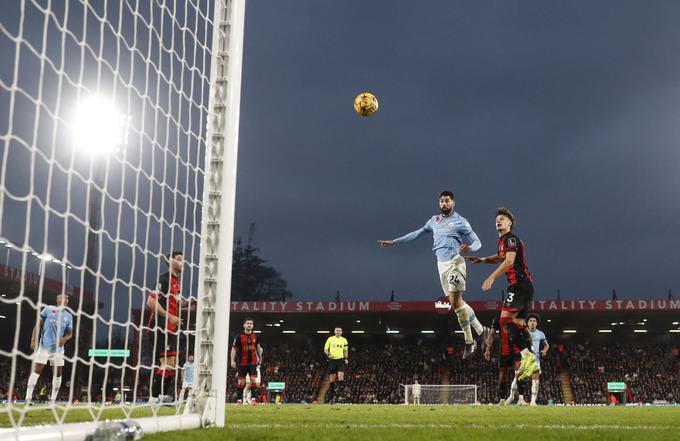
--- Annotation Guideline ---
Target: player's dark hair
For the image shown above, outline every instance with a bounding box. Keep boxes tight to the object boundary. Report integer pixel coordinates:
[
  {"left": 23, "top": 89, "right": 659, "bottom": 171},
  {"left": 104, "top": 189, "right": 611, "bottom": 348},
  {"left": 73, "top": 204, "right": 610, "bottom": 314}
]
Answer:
[
  {"left": 527, "top": 313, "right": 540, "bottom": 325},
  {"left": 496, "top": 207, "right": 515, "bottom": 228},
  {"left": 166, "top": 250, "right": 183, "bottom": 264},
  {"left": 439, "top": 190, "right": 455, "bottom": 200},
  {"left": 243, "top": 317, "right": 254, "bottom": 325}
]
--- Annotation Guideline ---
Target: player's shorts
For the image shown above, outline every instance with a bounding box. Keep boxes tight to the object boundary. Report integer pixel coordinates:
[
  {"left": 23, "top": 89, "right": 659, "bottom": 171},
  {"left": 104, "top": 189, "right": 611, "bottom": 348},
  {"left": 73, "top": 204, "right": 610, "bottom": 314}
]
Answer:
[
  {"left": 237, "top": 364, "right": 259, "bottom": 381},
  {"left": 499, "top": 352, "right": 521, "bottom": 369},
  {"left": 503, "top": 281, "right": 534, "bottom": 319},
  {"left": 182, "top": 381, "right": 193, "bottom": 389},
  {"left": 328, "top": 358, "right": 346, "bottom": 374},
  {"left": 437, "top": 254, "right": 467, "bottom": 294},
  {"left": 33, "top": 347, "right": 65, "bottom": 367},
  {"left": 245, "top": 366, "right": 262, "bottom": 385},
  {"left": 142, "top": 328, "right": 182, "bottom": 364}
]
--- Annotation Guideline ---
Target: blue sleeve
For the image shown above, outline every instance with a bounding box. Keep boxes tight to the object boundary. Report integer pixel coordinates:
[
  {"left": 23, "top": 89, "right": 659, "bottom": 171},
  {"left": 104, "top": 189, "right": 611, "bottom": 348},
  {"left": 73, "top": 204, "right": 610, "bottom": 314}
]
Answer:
[
  {"left": 66, "top": 313, "right": 73, "bottom": 330},
  {"left": 460, "top": 221, "right": 482, "bottom": 252},
  {"left": 39, "top": 308, "right": 47, "bottom": 320},
  {"left": 393, "top": 219, "right": 431, "bottom": 244}
]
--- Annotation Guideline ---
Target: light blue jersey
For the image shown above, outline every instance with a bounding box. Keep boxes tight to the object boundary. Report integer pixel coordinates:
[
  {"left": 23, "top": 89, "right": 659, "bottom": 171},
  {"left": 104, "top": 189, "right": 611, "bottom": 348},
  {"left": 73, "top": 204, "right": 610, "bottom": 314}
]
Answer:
[
  {"left": 393, "top": 212, "right": 481, "bottom": 262},
  {"left": 39, "top": 306, "right": 73, "bottom": 352},
  {"left": 529, "top": 329, "right": 547, "bottom": 360},
  {"left": 183, "top": 362, "right": 194, "bottom": 384}
]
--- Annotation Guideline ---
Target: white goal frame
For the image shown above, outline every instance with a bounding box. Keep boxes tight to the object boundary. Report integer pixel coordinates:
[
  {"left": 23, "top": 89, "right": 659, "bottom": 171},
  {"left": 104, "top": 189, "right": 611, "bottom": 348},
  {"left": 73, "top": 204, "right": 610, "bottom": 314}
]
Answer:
[
  {"left": 402, "top": 384, "right": 478, "bottom": 405},
  {"left": 0, "top": 0, "right": 245, "bottom": 439}
]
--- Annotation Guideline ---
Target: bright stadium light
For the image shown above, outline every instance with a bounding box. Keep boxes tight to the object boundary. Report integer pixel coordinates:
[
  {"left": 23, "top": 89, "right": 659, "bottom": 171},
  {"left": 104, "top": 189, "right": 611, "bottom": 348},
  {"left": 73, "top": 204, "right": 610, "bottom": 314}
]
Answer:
[
  {"left": 351, "top": 330, "right": 364, "bottom": 334},
  {"left": 73, "top": 96, "right": 129, "bottom": 154},
  {"left": 673, "top": 322, "right": 679, "bottom": 325},
  {"left": 598, "top": 329, "right": 612, "bottom": 333},
  {"left": 563, "top": 329, "right": 577, "bottom": 333},
  {"left": 670, "top": 330, "right": 680, "bottom": 333},
  {"left": 282, "top": 330, "right": 295, "bottom": 334},
  {"left": 316, "top": 330, "right": 330, "bottom": 334},
  {"left": 421, "top": 330, "right": 435, "bottom": 334},
  {"left": 633, "top": 329, "right": 647, "bottom": 333},
  {"left": 386, "top": 330, "right": 399, "bottom": 334}
]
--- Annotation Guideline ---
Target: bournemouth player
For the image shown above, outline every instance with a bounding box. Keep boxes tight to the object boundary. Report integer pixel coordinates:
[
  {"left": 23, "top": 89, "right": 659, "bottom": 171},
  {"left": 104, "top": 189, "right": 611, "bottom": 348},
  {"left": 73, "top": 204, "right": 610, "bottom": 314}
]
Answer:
[
  {"left": 466, "top": 207, "right": 538, "bottom": 379},
  {"left": 484, "top": 310, "right": 520, "bottom": 405},
  {"left": 324, "top": 327, "right": 349, "bottom": 402},
  {"left": 25, "top": 294, "right": 73, "bottom": 405},
  {"left": 230, "top": 318, "right": 263, "bottom": 403},
  {"left": 378, "top": 190, "right": 489, "bottom": 358},
  {"left": 144, "top": 250, "right": 192, "bottom": 403}
]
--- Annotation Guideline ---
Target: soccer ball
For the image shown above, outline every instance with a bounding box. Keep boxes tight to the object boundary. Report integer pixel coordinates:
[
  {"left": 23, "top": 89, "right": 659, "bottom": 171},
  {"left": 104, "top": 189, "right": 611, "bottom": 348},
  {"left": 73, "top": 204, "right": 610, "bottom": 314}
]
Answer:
[{"left": 354, "top": 92, "right": 379, "bottom": 116}]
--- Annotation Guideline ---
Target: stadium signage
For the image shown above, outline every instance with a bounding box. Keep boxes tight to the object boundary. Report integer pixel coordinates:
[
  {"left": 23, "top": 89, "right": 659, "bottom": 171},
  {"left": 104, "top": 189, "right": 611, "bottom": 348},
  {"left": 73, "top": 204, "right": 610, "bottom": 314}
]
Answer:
[
  {"left": 231, "top": 301, "right": 371, "bottom": 312},
  {"left": 230, "top": 299, "right": 680, "bottom": 313},
  {"left": 607, "top": 382, "right": 626, "bottom": 391},
  {"left": 88, "top": 349, "right": 130, "bottom": 357},
  {"left": 267, "top": 382, "right": 286, "bottom": 390}
]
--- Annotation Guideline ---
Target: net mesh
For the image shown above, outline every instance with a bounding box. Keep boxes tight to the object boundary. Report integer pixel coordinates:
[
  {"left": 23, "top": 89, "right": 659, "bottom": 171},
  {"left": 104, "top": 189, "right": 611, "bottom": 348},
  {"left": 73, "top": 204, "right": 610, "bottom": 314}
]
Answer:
[
  {"left": 0, "top": 0, "right": 217, "bottom": 429},
  {"left": 403, "top": 384, "right": 478, "bottom": 405}
]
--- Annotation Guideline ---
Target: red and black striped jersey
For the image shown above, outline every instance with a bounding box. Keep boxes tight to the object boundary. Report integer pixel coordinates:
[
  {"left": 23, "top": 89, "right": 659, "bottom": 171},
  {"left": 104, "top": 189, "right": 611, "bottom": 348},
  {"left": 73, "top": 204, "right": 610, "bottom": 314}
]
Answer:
[
  {"left": 232, "top": 332, "right": 261, "bottom": 366},
  {"left": 145, "top": 272, "right": 181, "bottom": 332},
  {"left": 497, "top": 232, "right": 532, "bottom": 285}
]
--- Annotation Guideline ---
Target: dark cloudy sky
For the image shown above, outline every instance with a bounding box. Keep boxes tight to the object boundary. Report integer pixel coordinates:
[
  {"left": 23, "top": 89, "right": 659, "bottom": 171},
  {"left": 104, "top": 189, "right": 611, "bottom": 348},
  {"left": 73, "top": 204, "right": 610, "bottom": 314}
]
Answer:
[{"left": 234, "top": 0, "right": 680, "bottom": 301}]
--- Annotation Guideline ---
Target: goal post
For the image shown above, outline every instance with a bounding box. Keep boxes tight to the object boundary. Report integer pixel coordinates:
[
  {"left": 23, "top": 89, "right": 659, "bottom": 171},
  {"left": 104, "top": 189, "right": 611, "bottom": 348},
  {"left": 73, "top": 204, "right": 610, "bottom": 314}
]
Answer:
[
  {"left": 402, "top": 384, "right": 478, "bottom": 405},
  {"left": 0, "top": 0, "right": 244, "bottom": 439}
]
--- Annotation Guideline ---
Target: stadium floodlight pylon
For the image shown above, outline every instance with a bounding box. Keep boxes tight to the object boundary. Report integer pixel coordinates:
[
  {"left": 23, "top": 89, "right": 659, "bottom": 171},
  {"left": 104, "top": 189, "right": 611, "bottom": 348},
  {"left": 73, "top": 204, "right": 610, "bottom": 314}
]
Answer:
[
  {"left": 402, "top": 384, "right": 478, "bottom": 405},
  {"left": 0, "top": 0, "right": 244, "bottom": 439}
]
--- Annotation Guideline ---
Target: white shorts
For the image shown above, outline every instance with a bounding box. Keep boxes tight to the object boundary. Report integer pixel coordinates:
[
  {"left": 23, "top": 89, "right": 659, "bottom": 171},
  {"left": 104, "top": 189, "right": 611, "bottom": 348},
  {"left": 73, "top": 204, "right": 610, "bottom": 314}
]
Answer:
[
  {"left": 437, "top": 254, "right": 467, "bottom": 294},
  {"left": 34, "top": 347, "right": 65, "bottom": 367},
  {"left": 182, "top": 382, "right": 193, "bottom": 389}
]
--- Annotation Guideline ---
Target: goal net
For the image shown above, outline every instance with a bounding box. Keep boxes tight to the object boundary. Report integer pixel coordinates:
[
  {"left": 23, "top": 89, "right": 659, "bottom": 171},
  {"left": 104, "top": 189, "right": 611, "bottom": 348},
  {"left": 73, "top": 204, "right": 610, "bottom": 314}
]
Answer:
[
  {"left": 0, "top": 0, "right": 243, "bottom": 439},
  {"left": 402, "top": 384, "right": 478, "bottom": 405}
]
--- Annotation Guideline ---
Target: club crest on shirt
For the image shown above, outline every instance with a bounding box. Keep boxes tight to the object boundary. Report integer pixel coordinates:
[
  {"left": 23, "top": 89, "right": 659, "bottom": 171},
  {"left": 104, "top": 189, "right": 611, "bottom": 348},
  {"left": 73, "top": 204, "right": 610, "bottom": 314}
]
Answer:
[{"left": 508, "top": 237, "right": 517, "bottom": 247}]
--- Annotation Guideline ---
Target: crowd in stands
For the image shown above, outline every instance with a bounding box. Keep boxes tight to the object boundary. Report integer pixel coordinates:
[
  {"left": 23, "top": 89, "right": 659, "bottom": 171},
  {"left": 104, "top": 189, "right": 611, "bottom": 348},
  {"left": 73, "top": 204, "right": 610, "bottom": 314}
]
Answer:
[{"left": 563, "top": 343, "right": 680, "bottom": 404}]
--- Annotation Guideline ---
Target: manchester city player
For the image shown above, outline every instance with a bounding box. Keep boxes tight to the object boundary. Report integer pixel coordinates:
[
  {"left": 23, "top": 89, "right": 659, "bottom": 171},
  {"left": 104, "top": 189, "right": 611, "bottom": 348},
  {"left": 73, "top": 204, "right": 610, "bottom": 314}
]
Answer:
[
  {"left": 25, "top": 293, "right": 74, "bottom": 405},
  {"left": 378, "top": 190, "right": 489, "bottom": 359}
]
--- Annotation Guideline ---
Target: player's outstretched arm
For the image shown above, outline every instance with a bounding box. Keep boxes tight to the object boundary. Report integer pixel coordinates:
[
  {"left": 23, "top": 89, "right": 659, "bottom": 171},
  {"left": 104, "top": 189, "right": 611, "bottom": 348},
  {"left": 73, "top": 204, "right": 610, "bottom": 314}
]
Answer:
[
  {"left": 379, "top": 223, "right": 431, "bottom": 248},
  {"left": 481, "top": 252, "right": 516, "bottom": 291},
  {"left": 377, "top": 240, "right": 394, "bottom": 247},
  {"left": 465, "top": 255, "right": 500, "bottom": 264}
]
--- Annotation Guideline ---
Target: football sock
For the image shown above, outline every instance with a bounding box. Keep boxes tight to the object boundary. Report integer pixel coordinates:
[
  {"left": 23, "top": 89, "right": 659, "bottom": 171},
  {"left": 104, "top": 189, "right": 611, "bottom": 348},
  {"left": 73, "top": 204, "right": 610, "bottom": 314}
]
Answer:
[
  {"left": 464, "top": 303, "right": 484, "bottom": 335},
  {"left": 531, "top": 380, "right": 539, "bottom": 404},
  {"left": 25, "top": 372, "right": 40, "bottom": 402},
  {"left": 50, "top": 376, "right": 62, "bottom": 401},
  {"left": 508, "top": 377, "right": 518, "bottom": 401},
  {"left": 455, "top": 305, "right": 474, "bottom": 344}
]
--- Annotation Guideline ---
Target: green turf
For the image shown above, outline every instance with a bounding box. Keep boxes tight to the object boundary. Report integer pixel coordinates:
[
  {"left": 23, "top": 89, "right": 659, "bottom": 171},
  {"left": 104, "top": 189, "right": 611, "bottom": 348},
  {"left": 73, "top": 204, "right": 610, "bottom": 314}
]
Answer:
[{"left": 4, "top": 405, "right": 680, "bottom": 440}]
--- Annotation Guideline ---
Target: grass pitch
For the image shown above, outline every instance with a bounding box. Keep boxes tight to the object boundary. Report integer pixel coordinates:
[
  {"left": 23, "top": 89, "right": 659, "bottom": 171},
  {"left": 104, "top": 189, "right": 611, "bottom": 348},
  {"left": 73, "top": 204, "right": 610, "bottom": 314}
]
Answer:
[{"left": 3, "top": 404, "right": 680, "bottom": 440}]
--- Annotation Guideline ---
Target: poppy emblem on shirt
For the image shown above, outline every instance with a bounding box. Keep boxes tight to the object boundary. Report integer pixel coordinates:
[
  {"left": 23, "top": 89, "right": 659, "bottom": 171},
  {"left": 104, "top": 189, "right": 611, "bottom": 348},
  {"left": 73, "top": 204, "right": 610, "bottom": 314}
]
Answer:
[{"left": 435, "top": 216, "right": 440, "bottom": 222}]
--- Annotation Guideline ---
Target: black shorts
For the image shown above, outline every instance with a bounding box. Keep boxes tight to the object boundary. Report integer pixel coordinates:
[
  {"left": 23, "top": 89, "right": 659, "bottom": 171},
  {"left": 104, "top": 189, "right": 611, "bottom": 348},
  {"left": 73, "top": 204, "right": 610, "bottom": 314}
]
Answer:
[
  {"left": 503, "top": 282, "right": 534, "bottom": 319},
  {"left": 142, "top": 328, "right": 183, "bottom": 365},
  {"left": 328, "top": 358, "right": 346, "bottom": 374},
  {"left": 236, "top": 364, "right": 259, "bottom": 380},
  {"left": 500, "top": 352, "right": 521, "bottom": 368}
]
